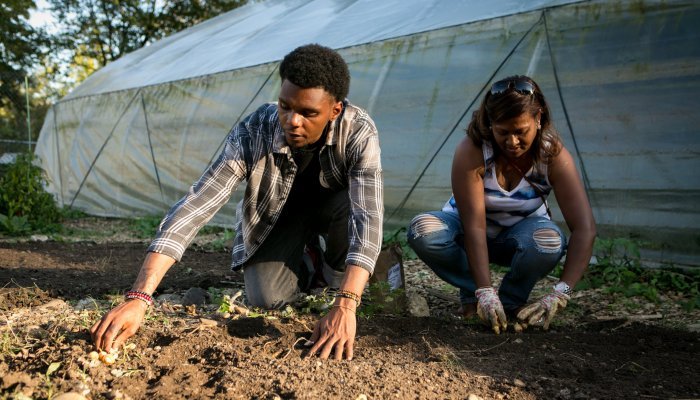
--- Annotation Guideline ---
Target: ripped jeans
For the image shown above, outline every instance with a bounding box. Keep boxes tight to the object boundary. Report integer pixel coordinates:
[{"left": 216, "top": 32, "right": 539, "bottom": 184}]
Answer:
[{"left": 406, "top": 211, "right": 567, "bottom": 311}]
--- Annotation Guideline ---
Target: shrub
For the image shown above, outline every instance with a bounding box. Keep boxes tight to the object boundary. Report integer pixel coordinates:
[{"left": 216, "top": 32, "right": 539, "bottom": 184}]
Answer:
[
  {"left": 0, "top": 153, "right": 61, "bottom": 234},
  {"left": 571, "top": 237, "right": 700, "bottom": 309}
]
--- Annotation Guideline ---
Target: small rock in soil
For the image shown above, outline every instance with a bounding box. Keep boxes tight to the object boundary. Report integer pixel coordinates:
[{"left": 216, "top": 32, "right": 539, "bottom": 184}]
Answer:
[
  {"left": 406, "top": 290, "right": 430, "bottom": 317},
  {"left": 183, "top": 287, "right": 208, "bottom": 306},
  {"left": 156, "top": 293, "right": 183, "bottom": 304}
]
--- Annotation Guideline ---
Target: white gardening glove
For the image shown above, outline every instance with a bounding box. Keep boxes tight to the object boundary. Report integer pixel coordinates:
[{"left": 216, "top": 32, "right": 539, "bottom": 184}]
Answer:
[
  {"left": 475, "top": 287, "right": 508, "bottom": 334},
  {"left": 517, "top": 287, "right": 570, "bottom": 330}
]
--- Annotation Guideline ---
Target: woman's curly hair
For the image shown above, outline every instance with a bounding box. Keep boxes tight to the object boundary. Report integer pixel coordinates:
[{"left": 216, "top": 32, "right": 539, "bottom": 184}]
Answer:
[
  {"left": 279, "top": 44, "right": 350, "bottom": 102},
  {"left": 467, "top": 75, "right": 562, "bottom": 167}
]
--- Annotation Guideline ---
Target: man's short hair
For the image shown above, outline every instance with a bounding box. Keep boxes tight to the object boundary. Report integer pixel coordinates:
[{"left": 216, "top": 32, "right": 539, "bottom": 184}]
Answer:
[{"left": 279, "top": 44, "right": 350, "bottom": 102}]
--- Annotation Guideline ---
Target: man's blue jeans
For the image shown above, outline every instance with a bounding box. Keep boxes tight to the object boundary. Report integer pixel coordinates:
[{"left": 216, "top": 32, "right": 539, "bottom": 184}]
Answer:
[{"left": 406, "top": 211, "right": 567, "bottom": 312}]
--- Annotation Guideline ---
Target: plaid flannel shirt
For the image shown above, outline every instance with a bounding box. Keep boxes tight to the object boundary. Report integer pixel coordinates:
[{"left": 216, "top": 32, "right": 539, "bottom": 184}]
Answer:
[{"left": 148, "top": 101, "right": 384, "bottom": 274}]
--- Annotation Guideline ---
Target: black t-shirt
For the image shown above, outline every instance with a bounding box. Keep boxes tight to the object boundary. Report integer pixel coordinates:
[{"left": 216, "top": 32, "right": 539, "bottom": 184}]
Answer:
[{"left": 280, "top": 135, "right": 329, "bottom": 218}]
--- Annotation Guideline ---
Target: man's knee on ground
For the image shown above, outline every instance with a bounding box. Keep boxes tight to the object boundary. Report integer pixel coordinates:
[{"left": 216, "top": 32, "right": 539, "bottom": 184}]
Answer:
[
  {"left": 245, "top": 282, "right": 295, "bottom": 309},
  {"left": 532, "top": 228, "right": 562, "bottom": 252},
  {"left": 408, "top": 214, "right": 447, "bottom": 239}
]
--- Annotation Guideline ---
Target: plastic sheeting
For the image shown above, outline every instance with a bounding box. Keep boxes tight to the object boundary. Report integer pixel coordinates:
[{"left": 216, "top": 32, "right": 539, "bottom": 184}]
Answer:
[
  {"left": 63, "top": 0, "right": 578, "bottom": 98},
  {"left": 36, "top": 0, "right": 700, "bottom": 264}
]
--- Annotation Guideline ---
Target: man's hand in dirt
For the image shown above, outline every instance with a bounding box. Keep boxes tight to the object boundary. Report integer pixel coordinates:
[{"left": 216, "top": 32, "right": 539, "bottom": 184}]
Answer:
[
  {"left": 475, "top": 287, "right": 508, "bottom": 334},
  {"left": 90, "top": 299, "right": 148, "bottom": 352},
  {"left": 306, "top": 302, "right": 356, "bottom": 360},
  {"left": 517, "top": 290, "right": 570, "bottom": 330}
]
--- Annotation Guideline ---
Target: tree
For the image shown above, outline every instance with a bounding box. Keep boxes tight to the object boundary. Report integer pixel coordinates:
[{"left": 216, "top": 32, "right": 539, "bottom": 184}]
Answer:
[
  {"left": 1, "top": 0, "right": 247, "bottom": 145},
  {"left": 47, "top": 0, "right": 247, "bottom": 76},
  {"left": 0, "top": 0, "right": 50, "bottom": 142}
]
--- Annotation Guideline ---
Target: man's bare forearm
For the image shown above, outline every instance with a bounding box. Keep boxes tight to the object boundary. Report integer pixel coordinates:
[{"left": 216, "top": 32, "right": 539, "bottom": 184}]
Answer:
[
  {"left": 131, "top": 252, "right": 177, "bottom": 294},
  {"left": 336, "top": 265, "right": 370, "bottom": 308}
]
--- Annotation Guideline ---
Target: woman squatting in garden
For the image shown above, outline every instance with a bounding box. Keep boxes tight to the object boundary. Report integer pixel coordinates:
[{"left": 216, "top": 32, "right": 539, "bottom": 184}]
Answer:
[{"left": 407, "top": 75, "right": 596, "bottom": 333}]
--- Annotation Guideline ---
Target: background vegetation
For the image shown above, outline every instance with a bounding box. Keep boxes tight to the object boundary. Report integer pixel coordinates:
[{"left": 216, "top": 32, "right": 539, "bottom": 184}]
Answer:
[
  {"left": 0, "top": 0, "right": 247, "bottom": 152},
  {"left": 0, "top": 153, "right": 61, "bottom": 234}
]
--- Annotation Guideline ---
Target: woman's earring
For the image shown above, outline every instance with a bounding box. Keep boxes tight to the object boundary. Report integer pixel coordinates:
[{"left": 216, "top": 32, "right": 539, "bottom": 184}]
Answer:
[{"left": 537, "top": 121, "right": 541, "bottom": 130}]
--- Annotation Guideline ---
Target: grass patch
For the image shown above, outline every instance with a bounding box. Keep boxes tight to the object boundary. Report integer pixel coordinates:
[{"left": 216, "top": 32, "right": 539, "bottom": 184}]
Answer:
[
  {"left": 200, "top": 228, "right": 235, "bottom": 252},
  {"left": 0, "top": 328, "right": 22, "bottom": 358},
  {"left": 129, "top": 215, "right": 163, "bottom": 239},
  {"left": 548, "top": 237, "right": 700, "bottom": 311}
]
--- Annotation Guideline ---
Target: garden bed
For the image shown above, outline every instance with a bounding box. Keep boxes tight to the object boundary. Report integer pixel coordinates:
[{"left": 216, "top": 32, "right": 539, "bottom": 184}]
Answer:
[{"left": 1, "top": 218, "right": 698, "bottom": 399}]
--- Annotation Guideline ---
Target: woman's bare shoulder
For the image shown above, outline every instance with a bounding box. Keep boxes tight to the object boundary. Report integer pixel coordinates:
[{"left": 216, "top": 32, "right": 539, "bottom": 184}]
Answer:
[{"left": 453, "top": 136, "right": 486, "bottom": 178}]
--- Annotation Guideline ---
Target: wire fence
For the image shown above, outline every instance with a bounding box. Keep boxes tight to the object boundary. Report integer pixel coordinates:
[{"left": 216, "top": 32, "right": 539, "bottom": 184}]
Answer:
[
  {"left": 0, "top": 139, "right": 36, "bottom": 157},
  {"left": 0, "top": 70, "right": 47, "bottom": 158}
]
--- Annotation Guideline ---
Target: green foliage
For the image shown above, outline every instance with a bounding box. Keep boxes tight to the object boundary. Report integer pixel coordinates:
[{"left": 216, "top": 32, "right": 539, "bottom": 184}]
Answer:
[
  {"left": 0, "top": 329, "right": 22, "bottom": 357},
  {"left": 128, "top": 215, "right": 163, "bottom": 239},
  {"left": 0, "top": 1, "right": 51, "bottom": 140},
  {"left": 60, "top": 207, "right": 88, "bottom": 219},
  {"left": 207, "top": 287, "right": 261, "bottom": 317},
  {"left": 199, "top": 224, "right": 228, "bottom": 235},
  {"left": 383, "top": 227, "right": 417, "bottom": 260},
  {"left": 574, "top": 237, "right": 700, "bottom": 309},
  {"left": 0, "top": 163, "right": 10, "bottom": 178},
  {"left": 46, "top": 0, "right": 247, "bottom": 86},
  {"left": 491, "top": 264, "right": 510, "bottom": 274},
  {"left": 594, "top": 237, "right": 641, "bottom": 268},
  {"left": 0, "top": 214, "right": 31, "bottom": 235},
  {"left": 207, "top": 287, "right": 229, "bottom": 313},
  {"left": 298, "top": 290, "right": 334, "bottom": 314},
  {"left": 680, "top": 296, "right": 700, "bottom": 312},
  {"left": 204, "top": 228, "right": 235, "bottom": 252},
  {"left": 45, "top": 361, "right": 61, "bottom": 377},
  {"left": 43, "top": 361, "right": 61, "bottom": 399},
  {"left": 0, "top": 153, "right": 61, "bottom": 235},
  {"left": 0, "top": 1, "right": 47, "bottom": 68},
  {"left": 358, "top": 281, "right": 406, "bottom": 317}
]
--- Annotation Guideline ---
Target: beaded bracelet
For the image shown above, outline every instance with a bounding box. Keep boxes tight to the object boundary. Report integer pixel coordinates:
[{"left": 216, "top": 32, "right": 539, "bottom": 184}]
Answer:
[
  {"left": 335, "top": 289, "right": 361, "bottom": 306},
  {"left": 125, "top": 290, "right": 154, "bottom": 306}
]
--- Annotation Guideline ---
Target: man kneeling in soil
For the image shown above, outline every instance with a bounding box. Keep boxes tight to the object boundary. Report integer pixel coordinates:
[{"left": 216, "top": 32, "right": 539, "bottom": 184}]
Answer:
[{"left": 91, "top": 44, "right": 383, "bottom": 360}]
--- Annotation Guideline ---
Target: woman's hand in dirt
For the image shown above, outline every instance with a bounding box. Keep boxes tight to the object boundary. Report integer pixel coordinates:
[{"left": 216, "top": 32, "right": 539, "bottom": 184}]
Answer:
[
  {"left": 475, "top": 287, "right": 508, "bottom": 334},
  {"left": 90, "top": 299, "right": 148, "bottom": 352},
  {"left": 306, "top": 304, "right": 356, "bottom": 360},
  {"left": 517, "top": 290, "right": 569, "bottom": 330}
]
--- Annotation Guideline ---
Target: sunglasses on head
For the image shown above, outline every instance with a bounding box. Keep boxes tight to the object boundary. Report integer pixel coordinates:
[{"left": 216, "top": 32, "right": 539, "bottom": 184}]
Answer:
[{"left": 489, "top": 78, "right": 535, "bottom": 96}]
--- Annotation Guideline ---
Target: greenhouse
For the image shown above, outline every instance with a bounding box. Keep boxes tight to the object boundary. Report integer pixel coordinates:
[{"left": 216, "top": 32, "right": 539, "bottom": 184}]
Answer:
[{"left": 35, "top": 0, "right": 700, "bottom": 264}]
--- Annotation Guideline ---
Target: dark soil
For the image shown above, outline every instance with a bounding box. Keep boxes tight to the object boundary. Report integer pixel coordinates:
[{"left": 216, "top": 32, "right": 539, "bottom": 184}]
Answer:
[
  {"left": 0, "top": 241, "right": 234, "bottom": 299},
  {"left": 1, "top": 240, "right": 698, "bottom": 400}
]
